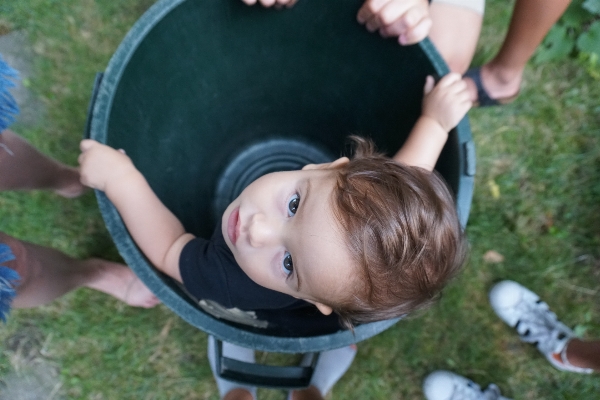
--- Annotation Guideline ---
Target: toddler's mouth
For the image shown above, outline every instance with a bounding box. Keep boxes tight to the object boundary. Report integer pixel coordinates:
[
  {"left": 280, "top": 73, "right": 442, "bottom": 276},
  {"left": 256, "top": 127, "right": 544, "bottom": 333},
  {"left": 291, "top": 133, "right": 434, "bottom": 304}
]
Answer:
[{"left": 227, "top": 207, "right": 240, "bottom": 245}]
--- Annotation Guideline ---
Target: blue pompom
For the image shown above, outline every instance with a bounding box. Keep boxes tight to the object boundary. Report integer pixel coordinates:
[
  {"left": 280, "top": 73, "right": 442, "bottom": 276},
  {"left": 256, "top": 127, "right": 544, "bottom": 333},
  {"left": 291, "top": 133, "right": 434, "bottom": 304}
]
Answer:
[
  {"left": 0, "top": 54, "right": 20, "bottom": 132},
  {"left": 0, "top": 244, "right": 20, "bottom": 322}
]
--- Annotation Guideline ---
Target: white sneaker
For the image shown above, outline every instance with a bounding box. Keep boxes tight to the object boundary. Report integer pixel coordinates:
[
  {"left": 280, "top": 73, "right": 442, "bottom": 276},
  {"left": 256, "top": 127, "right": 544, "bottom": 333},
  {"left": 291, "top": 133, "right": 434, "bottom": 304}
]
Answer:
[
  {"left": 489, "top": 280, "right": 593, "bottom": 374},
  {"left": 423, "top": 371, "right": 511, "bottom": 400}
]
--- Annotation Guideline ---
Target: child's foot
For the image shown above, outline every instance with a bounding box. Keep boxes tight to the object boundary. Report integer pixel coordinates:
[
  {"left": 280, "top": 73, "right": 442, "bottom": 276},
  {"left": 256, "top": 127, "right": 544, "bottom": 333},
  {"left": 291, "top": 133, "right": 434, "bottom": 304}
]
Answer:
[
  {"left": 207, "top": 336, "right": 257, "bottom": 400},
  {"left": 489, "top": 280, "right": 593, "bottom": 374},
  {"left": 423, "top": 370, "right": 511, "bottom": 400},
  {"left": 85, "top": 260, "right": 160, "bottom": 308},
  {"left": 288, "top": 344, "right": 357, "bottom": 400}
]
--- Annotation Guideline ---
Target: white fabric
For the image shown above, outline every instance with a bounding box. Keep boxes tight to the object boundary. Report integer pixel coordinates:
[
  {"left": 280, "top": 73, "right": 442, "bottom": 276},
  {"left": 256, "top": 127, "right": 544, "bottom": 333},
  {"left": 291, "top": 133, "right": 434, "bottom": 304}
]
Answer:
[
  {"left": 431, "top": 0, "right": 485, "bottom": 15},
  {"left": 207, "top": 336, "right": 257, "bottom": 399}
]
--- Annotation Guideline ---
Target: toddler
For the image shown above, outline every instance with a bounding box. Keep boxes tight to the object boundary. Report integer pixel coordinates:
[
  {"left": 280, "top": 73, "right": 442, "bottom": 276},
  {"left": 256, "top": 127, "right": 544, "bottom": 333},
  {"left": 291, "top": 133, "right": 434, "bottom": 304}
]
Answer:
[{"left": 78, "top": 73, "right": 471, "bottom": 328}]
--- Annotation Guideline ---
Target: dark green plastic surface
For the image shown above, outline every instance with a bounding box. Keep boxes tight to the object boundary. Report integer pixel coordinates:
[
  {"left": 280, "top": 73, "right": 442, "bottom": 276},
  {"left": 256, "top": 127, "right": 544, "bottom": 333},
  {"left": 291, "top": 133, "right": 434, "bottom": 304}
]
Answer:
[{"left": 89, "top": 0, "right": 475, "bottom": 352}]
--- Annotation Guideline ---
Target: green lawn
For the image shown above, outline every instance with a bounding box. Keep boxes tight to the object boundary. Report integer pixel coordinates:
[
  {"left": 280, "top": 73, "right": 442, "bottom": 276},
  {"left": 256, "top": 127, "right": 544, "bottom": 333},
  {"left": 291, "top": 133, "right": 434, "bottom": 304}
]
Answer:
[{"left": 1, "top": 0, "right": 599, "bottom": 399}]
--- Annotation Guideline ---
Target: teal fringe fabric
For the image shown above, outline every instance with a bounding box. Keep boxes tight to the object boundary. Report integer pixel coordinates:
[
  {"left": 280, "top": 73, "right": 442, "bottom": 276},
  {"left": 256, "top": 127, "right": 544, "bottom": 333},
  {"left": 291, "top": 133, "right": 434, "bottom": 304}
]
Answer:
[
  {"left": 0, "top": 54, "right": 19, "bottom": 132},
  {"left": 0, "top": 244, "right": 19, "bottom": 322}
]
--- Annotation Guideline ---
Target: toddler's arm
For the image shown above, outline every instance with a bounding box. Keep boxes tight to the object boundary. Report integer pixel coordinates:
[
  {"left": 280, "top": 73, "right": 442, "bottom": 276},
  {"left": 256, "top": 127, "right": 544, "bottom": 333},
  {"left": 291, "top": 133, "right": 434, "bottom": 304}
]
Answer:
[
  {"left": 394, "top": 72, "right": 471, "bottom": 170},
  {"left": 78, "top": 140, "right": 192, "bottom": 282}
]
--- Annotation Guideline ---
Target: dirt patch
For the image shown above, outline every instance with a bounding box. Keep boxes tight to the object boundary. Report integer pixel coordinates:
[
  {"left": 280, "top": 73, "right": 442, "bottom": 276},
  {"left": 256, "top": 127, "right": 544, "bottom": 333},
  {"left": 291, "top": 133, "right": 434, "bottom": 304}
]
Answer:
[
  {"left": 0, "top": 31, "right": 45, "bottom": 128},
  {"left": 0, "top": 324, "right": 63, "bottom": 400}
]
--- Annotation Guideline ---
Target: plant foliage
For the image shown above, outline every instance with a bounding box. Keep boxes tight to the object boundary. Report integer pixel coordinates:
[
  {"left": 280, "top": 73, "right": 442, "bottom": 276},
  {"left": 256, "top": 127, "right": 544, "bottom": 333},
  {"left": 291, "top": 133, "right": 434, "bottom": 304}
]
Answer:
[{"left": 535, "top": 0, "right": 600, "bottom": 77}]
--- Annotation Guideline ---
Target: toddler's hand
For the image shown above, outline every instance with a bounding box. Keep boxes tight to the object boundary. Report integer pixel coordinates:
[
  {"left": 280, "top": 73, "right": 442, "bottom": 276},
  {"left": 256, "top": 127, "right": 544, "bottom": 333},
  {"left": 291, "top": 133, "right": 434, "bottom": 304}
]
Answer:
[
  {"left": 422, "top": 73, "right": 472, "bottom": 132},
  {"left": 240, "top": 0, "right": 298, "bottom": 8},
  {"left": 357, "top": 0, "right": 431, "bottom": 45},
  {"left": 78, "top": 139, "right": 137, "bottom": 192}
]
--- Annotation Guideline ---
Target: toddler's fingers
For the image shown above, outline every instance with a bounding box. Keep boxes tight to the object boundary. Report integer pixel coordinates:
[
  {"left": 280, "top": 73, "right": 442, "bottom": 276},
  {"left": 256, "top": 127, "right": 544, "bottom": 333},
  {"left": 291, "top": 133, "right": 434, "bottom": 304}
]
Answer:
[
  {"left": 240, "top": 0, "right": 257, "bottom": 4},
  {"left": 80, "top": 139, "right": 97, "bottom": 151},
  {"left": 459, "top": 91, "right": 474, "bottom": 107},
  {"left": 437, "top": 72, "right": 461, "bottom": 87},
  {"left": 446, "top": 78, "right": 468, "bottom": 94},
  {"left": 423, "top": 75, "right": 435, "bottom": 95}
]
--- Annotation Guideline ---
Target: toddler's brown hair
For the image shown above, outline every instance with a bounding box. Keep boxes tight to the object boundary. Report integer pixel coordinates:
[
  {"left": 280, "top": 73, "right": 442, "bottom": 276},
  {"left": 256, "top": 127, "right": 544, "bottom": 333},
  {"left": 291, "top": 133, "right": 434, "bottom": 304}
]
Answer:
[{"left": 325, "top": 136, "right": 468, "bottom": 329}]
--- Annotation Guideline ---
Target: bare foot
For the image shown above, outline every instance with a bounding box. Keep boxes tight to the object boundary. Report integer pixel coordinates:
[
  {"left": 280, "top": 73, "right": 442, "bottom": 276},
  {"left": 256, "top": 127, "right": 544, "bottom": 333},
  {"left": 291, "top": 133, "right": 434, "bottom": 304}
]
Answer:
[
  {"left": 465, "top": 63, "right": 522, "bottom": 104},
  {"left": 122, "top": 273, "right": 162, "bottom": 308},
  {"left": 84, "top": 259, "right": 160, "bottom": 308},
  {"left": 53, "top": 166, "right": 88, "bottom": 198}
]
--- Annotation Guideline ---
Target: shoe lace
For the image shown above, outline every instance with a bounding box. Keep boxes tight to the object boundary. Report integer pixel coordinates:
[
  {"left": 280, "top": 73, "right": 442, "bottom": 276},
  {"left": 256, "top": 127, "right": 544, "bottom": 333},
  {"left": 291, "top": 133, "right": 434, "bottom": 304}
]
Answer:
[
  {"left": 513, "top": 299, "right": 571, "bottom": 354},
  {"left": 448, "top": 379, "right": 486, "bottom": 400},
  {"left": 483, "top": 384, "right": 506, "bottom": 400}
]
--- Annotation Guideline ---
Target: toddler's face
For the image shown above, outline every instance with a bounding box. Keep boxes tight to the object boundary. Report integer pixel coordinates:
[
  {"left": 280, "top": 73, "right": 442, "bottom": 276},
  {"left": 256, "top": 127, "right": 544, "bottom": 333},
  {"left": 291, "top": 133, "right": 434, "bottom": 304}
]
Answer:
[{"left": 221, "top": 158, "right": 354, "bottom": 315}]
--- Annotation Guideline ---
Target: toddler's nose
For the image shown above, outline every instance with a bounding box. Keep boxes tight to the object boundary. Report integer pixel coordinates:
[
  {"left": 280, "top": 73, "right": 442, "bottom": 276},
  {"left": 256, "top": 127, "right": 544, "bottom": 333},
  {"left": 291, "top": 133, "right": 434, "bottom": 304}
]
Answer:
[{"left": 248, "top": 213, "right": 279, "bottom": 247}]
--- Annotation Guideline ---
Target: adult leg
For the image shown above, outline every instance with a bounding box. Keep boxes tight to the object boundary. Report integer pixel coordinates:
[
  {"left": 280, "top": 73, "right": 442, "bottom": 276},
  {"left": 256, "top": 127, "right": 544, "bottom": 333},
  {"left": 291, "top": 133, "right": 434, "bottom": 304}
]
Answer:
[
  {"left": 0, "top": 129, "right": 85, "bottom": 197},
  {"left": 290, "top": 386, "right": 323, "bottom": 400},
  {"left": 223, "top": 389, "right": 255, "bottom": 400},
  {"left": 2, "top": 232, "right": 159, "bottom": 309},
  {"left": 289, "top": 345, "right": 357, "bottom": 400},
  {"left": 207, "top": 336, "right": 257, "bottom": 400},
  {"left": 561, "top": 339, "right": 600, "bottom": 372},
  {"left": 467, "top": 0, "right": 571, "bottom": 101},
  {"left": 428, "top": 1, "right": 483, "bottom": 74}
]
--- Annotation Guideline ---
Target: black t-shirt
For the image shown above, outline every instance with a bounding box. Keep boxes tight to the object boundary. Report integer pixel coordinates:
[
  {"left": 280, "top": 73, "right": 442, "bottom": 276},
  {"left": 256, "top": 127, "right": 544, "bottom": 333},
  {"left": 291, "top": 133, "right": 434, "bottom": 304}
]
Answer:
[
  {"left": 179, "top": 226, "right": 303, "bottom": 310},
  {"left": 179, "top": 227, "right": 343, "bottom": 336}
]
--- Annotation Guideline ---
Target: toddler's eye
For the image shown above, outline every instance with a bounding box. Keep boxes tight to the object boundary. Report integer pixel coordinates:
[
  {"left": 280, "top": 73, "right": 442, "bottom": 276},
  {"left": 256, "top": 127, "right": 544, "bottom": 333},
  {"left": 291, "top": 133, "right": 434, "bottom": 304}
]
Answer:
[
  {"left": 282, "top": 252, "right": 293, "bottom": 275},
  {"left": 287, "top": 194, "right": 300, "bottom": 217}
]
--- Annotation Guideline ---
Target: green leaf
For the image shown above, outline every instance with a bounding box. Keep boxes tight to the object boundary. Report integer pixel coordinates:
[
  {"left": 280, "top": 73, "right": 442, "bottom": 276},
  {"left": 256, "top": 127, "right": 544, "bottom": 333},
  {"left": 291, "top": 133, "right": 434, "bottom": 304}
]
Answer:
[
  {"left": 583, "top": 0, "right": 600, "bottom": 14},
  {"left": 535, "top": 25, "right": 575, "bottom": 63},
  {"left": 577, "top": 21, "right": 600, "bottom": 54},
  {"left": 562, "top": 0, "right": 594, "bottom": 28}
]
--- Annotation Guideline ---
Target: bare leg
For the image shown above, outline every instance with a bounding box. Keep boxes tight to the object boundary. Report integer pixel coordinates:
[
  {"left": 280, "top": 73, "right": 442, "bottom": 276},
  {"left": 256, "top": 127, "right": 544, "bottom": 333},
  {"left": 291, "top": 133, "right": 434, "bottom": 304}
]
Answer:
[
  {"left": 290, "top": 386, "right": 323, "bottom": 400},
  {"left": 290, "top": 346, "right": 357, "bottom": 400},
  {"left": 223, "top": 389, "right": 255, "bottom": 400},
  {"left": 466, "top": 0, "right": 571, "bottom": 101},
  {"left": 559, "top": 339, "right": 600, "bottom": 372},
  {"left": 2, "top": 232, "right": 159, "bottom": 309},
  {"left": 429, "top": 3, "right": 483, "bottom": 74},
  {"left": 0, "top": 129, "right": 86, "bottom": 197}
]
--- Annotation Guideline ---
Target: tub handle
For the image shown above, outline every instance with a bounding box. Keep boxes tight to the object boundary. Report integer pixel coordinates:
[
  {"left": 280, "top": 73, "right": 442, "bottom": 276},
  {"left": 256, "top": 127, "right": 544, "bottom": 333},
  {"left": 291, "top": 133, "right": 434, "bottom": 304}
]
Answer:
[
  {"left": 214, "top": 338, "right": 318, "bottom": 389},
  {"left": 84, "top": 72, "right": 104, "bottom": 139}
]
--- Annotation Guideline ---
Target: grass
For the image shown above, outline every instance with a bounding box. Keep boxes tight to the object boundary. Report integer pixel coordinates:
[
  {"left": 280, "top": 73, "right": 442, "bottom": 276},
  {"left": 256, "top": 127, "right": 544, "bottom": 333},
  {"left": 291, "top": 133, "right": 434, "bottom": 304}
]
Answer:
[{"left": 1, "top": 0, "right": 599, "bottom": 399}]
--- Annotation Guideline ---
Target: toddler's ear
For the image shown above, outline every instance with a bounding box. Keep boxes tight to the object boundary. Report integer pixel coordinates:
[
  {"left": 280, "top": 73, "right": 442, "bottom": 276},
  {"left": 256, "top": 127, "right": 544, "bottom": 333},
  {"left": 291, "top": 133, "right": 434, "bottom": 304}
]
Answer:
[
  {"left": 314, "top": 302, "right": 333, "bottom": 315},
  {"left": 302, "top": 157, "right": 349, "bottom": 171},
  {"left": 303, "top": 299, "right": 333, "bottom": 315}
]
